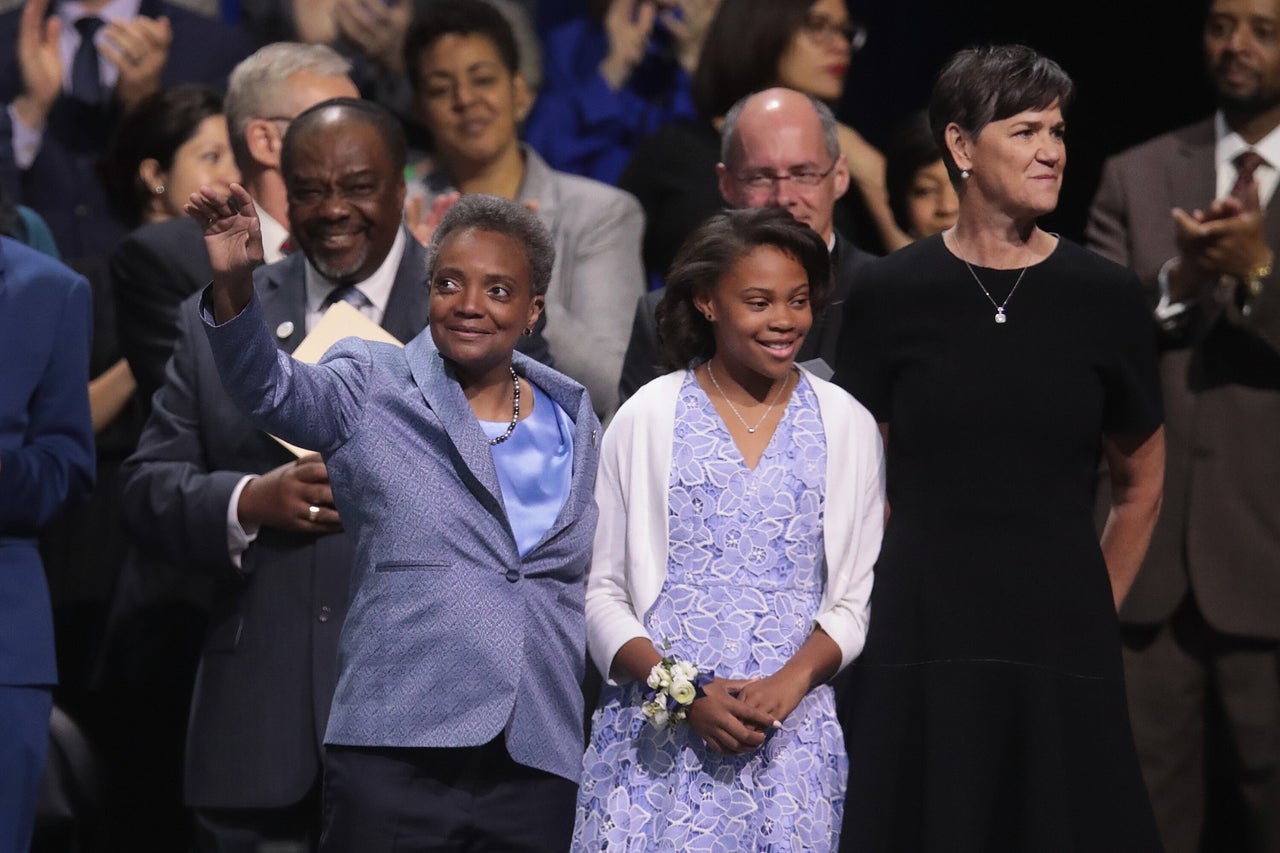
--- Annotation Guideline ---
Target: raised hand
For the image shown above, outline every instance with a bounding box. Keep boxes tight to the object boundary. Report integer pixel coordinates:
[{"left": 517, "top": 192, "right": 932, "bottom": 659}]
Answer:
[
  {"left": 14, "top": 0, "right": 62, "bottom": 129},
  {"left": 685, "top": 677, "right": 777, "bottom": 754},
  {"left": 102, "top": 15, "right": 172, "bottom": 110},
  {"left": 335, "top": 0, "right": 412, "bottom": 75},
  {"left": 186, "top": 183, "right": 264, "bottom": 322},
  {"left": 406, "top": 190, "right": 460, "bottom": 248},
  {"left": 658, "top": 0, "right": 719, "bottom": 74},
  {"left": 600, "top": 0, "right": 657, "bottom": 91},
  {"left": 237, "top": 454, "right": 342, "bottom": 534}
]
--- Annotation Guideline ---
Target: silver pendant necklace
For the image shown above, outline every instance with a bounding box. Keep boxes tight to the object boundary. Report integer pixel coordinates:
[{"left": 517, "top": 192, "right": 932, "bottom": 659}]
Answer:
[
  {"left": 487, "top": 367, "right": 521, "bottom": 445},
  {"left": 705, "top": 360, "right": 792, "bottom": 434},
  {"left": 962, "top": 259, "right": 1028, "bottom": 324}
]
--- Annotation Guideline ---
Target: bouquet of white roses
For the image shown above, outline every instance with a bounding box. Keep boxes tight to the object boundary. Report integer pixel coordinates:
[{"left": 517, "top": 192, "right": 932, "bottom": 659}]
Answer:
[{"left": 641, "top": 654, "right": 713, "bottom": 730}]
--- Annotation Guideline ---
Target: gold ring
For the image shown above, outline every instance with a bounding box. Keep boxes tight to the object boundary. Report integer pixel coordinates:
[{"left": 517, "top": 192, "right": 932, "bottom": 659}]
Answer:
[{"left": 307, "top": 505, "right": 320, "bottom": 522}]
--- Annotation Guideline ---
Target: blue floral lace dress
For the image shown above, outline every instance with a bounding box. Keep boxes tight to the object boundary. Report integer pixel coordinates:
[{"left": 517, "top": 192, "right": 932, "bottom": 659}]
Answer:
[{"left": 572, "top": 371, "right": 846, "bottom": 852}]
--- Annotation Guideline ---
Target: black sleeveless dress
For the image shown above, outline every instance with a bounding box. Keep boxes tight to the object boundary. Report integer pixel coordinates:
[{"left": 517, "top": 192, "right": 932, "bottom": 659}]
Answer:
[{"left": 834, "top": 235, "right": 1165, "bottom": 852}]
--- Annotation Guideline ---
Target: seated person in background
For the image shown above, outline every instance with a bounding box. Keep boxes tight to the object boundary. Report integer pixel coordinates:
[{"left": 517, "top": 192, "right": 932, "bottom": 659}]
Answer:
[
  {"left": 189, "top": 185, "right": 601, "bottom": 853},
  {"left": 883, "top": 110, "right": 958, "bottom": 242},
  {"left": 111, "top": 42, "right": 358, "bottom": 409},
  {"left": 619, "top": 88, "right": 872, "bottom": 401},
  {"left": 403, "top": 0, "right": 646, "bottom": 419},
  {"left": 0, "top": 0, "right": 251, "bottom": 261},
  {"left": 522, "top": 0, "right": 716, "bottom": 185},
  {"left": 0, "top": 235, "right": 94, "bottom": 853},
  {"left": 621, "top": 0, "right": 894, "bottom": 286}
]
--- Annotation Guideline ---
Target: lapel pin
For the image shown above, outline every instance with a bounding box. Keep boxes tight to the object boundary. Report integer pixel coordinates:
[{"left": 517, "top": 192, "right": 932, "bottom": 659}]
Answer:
[
  {"left": 276, "top": 321, "right": 295, "bottom": 339},
  {"left": 591, "top": 429, "right": 598, "bottom": 447}
]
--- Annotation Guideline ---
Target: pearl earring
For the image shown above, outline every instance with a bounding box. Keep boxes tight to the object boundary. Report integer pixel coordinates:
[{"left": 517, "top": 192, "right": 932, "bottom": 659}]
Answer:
[{"left": 960, "top": 169, "right": 971, "bottom": 180}]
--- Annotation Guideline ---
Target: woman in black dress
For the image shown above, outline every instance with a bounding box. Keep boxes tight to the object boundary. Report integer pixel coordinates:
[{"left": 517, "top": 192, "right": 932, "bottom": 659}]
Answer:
[{"left": 835, "top": 45, "right": 1166, "bottom": 851}]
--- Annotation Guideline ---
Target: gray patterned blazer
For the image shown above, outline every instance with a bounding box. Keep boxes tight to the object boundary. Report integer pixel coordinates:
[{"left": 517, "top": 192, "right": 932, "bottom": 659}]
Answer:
[{"left": 202, "top": 290, "right": 600, "bottom": 782}]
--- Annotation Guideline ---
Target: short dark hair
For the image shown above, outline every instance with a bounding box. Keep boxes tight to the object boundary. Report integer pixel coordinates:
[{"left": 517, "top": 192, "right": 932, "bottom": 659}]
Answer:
[
  {"left": 281, "top": 97, "right": 407, "bottom": 178},
  {"left": 426, "top": 194, "right": 555, "bottom": 297},
  {"left": 929, "top": 44, "right": 1075, "bottom": 183},
  {"left": 657, "top": 207, "right": 831, "bottom": 371},
  {"left": 99, "top": 84, "right": 224, "bottom": 226},
  {"left": 692, "top": 0, "right": 817, "bottom": 120},
  {"left": 404, "top": 0, "right": 520, "bottom": 91},
  {"left": 885, "top": 111, "right": 944, "bottom": 233}
]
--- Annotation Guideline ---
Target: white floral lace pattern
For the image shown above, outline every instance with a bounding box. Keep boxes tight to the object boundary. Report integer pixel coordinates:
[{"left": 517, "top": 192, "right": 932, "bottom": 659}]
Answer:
[{"left": 572, "top": 371, "right": 846, "bottom": 852}]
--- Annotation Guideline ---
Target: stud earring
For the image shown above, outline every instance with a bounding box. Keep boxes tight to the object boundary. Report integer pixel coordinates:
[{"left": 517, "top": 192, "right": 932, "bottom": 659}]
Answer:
[
  {"left": 522, "top": 327, "right": 533, "bottom": 337},
  {"left": 960, "top": 169, "right": 971, "bottom": 180},
  {"left": 154, "top": 185, "right": 166, "bottom": 194}
]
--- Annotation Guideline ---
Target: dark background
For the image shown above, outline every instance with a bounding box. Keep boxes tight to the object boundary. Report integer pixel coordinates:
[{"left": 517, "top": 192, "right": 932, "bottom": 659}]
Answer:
[{"left": 839, "top": 0, "right": 1217, "bottom": 241}]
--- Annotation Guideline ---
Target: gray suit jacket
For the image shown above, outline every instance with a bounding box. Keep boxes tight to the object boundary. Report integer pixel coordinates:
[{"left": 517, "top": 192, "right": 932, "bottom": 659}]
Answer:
[
  {"left": 424, "top": 145, "right": 646, "bottom": 417},
  {"left": 119, "top": 234, "right": 430, "bottom": 808},
  {"left": 1087, "top": 117, "right": 1280, "bottom": 639},
  {"left": 203, "top": 285, "right": 601, "bottom": 783}
]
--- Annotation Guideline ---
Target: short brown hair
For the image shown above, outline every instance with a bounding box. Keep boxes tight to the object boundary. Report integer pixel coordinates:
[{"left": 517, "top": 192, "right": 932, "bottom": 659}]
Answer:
[{"left": 929, "top": 44, "right": 1074, "bottom": 183}]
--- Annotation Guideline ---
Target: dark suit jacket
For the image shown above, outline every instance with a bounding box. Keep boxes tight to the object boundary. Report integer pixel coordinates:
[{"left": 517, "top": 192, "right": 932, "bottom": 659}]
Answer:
[
  {"left": 1087, "top": 117, "right": 1280, "bottom": 640},
  {"left": 618, "top": 230, "right": 871, "bottom": 402},
  {"left": 0, "top": 236, "right": 94, "bottom": 686},
  {"left": 0, "top": 0, "right": 252, "bottom": 261},
  {"left": 119, "top": 238, "right": 430, "bottom": 809},
  {"left": 111, "top": 217, "right": 213, "bottom": 409}
]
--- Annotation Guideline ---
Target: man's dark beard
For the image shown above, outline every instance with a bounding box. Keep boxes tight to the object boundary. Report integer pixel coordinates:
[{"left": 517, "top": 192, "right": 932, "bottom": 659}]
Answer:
[{"left": 1219, "top": 88, "right": 1280, "bottom": 117}]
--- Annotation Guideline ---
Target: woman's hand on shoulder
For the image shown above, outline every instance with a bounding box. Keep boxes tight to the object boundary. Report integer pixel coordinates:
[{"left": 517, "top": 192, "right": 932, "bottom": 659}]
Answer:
[{"left": 686, "top": 677, "right": 776, "bottom": 754}]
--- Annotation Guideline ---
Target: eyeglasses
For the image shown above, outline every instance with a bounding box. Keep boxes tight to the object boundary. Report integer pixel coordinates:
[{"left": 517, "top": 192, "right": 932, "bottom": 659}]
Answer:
[
  {"left": 731, "top": 160, "right": 840, "bottom": 190},
  {"left": 800, "top": 14, "right": 868, "bottom": 53}
]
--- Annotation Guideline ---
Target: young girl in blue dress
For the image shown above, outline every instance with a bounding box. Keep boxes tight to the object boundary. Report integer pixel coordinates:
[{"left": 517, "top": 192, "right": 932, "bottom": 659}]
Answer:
[{"left": 573, "top": 208, "right": 885, "bottom": 851}]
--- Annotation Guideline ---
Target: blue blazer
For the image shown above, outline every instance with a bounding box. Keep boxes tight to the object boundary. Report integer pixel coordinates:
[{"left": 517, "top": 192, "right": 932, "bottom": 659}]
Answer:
[
  {"left": 203, "top": 290, "right": 601, "bottom": 783},
  {"left": 0, "top": 236, "right": 94, "bottom": 685}
]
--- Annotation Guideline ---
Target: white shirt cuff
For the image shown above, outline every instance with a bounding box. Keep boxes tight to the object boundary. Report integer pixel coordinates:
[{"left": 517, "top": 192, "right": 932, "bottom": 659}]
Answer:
[
  {"left": 7, "top": 103, "right": 44, "bottom": 170},
  {"left": 1155, "top": 256, "right": 1190, "bottom": 322},
  {"left": 227, "top": 474, "right": 261, "bottom": 570}
]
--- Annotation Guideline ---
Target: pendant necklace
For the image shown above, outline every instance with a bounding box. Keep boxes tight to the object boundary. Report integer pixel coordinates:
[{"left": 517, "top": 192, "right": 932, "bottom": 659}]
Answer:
[
  {"left": 487, "top": 367, "right": 521, "bottom": 445},
  {"left": 705, "top": 360, "right": 792, "bottom": 434},
  {"left": 961, "top": 259, "right": 1028, "bottom": 325}
]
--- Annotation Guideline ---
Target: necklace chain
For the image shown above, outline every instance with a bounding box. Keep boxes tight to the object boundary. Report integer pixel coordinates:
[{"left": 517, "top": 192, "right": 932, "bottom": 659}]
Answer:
[
  {"left": 961, "top": 259, "right": 1028, "bottom": 325},
  {"left": 487, "top": 367, "right": 521, "bottom": 446},
  {"left": 705, "top": 360, "right": 792, "bottom": 435}
]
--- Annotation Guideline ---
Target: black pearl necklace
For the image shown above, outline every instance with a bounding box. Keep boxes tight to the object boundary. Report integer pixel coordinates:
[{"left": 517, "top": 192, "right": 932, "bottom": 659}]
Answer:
[{"left": 487, "top": 367, "right": 521, "bottom": 445}]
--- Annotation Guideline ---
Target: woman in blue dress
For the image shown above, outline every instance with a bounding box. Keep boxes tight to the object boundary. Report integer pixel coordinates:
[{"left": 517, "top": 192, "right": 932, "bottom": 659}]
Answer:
[{"left": 573, "top": 208, "right": 884, "bottom": 851}]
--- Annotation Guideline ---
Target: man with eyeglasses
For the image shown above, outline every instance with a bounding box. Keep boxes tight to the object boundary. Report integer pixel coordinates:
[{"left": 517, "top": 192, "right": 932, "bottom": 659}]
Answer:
[{"left": 618, "top": 86, "right": 872, "bottom": 400}]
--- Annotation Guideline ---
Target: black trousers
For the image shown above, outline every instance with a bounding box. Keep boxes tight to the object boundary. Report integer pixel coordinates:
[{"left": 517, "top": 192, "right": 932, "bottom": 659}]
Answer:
[
  {"left": 193, "top": 780, "right": 322, "bottom": 853},
  {"left": 319, "top": 738, "right": 577, "bottom": 853}
]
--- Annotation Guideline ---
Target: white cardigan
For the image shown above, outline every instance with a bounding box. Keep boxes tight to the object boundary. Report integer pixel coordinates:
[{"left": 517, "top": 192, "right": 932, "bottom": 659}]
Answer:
[{"left": 586, "top": 368, "right": 886, "bottom": 682}]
